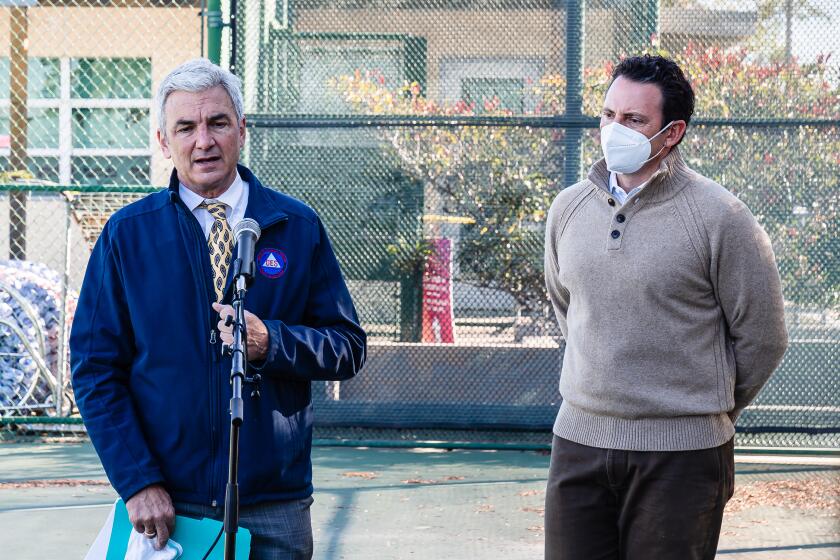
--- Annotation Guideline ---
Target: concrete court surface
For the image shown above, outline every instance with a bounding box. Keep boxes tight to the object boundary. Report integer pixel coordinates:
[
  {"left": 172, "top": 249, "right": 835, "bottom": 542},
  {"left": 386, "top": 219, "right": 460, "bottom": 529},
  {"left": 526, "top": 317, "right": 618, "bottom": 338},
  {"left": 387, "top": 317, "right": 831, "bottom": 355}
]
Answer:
[{"left": 0, "top": 442, "right": 837, "bottom": 559}]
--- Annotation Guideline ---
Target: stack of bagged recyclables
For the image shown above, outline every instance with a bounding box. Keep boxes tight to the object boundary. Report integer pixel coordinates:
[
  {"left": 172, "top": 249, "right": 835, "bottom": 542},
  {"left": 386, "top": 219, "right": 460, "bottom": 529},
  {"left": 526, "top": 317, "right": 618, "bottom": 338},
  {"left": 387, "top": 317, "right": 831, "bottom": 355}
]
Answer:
[{"left": 0, "top": 260, "right": 78, "bottom": 414}]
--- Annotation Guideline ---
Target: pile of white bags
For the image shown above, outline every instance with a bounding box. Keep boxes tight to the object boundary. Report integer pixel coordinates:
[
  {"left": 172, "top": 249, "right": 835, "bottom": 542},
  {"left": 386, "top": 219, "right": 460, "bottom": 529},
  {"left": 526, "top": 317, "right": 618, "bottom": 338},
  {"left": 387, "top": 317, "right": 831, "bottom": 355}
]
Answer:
[{"left": 0, "top": 260, "right": 78, "bottom": 414}]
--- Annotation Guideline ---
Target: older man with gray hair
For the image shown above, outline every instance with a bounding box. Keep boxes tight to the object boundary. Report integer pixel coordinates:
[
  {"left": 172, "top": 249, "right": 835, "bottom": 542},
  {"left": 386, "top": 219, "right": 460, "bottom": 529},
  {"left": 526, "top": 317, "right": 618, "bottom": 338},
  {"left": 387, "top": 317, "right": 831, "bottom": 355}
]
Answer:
[{"left": 71, "top": 58, "right": 366, "bottom": 559}]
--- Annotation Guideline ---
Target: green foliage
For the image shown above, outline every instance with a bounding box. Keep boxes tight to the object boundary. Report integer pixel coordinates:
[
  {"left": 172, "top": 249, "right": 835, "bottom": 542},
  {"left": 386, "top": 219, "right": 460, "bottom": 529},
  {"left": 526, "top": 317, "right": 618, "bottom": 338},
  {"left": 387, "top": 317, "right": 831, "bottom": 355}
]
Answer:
[
  {"left": 386, "top": 236, "right": 432, "bottom": 277},
  {"left": 331, "top": 70, "right": 562, "bottom": 311},
  {"left": 543, "top": 44, "right": 839, "bottom": 309},
  {"left": 332, "top": 42, "right": 839, "bottom": 311},
  {"left": 676, "top": 45, "right": 838, "bottom": 308}
]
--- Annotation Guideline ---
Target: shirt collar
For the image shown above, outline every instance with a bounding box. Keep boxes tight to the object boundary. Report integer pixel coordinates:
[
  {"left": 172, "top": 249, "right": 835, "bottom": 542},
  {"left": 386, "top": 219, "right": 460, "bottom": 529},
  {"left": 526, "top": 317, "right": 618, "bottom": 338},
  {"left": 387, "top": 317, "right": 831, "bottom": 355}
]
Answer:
[
  {"left": 609, "top": 171, "right": 648, "bottom": 198},
  {"left": 178, "top": 171, "right": 244, "bottom": 212}
]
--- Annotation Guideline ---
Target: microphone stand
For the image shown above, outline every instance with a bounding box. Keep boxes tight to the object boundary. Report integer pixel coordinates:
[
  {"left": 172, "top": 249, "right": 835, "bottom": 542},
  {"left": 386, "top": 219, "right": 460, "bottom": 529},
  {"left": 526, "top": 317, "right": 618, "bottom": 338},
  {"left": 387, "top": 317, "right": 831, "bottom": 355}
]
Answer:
[{"left": 223, "top": 256, "right": 255, "bottom": 560}]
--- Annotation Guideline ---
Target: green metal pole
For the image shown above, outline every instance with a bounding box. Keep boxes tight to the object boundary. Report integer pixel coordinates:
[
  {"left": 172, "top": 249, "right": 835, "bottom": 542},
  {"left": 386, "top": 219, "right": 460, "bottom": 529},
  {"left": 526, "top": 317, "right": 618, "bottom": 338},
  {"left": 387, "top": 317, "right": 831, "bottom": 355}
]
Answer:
[
  {"left": 562, "top": 0, "right": 585, "bottom": 187},
  {"left": 405, "top": 36, "right": 427, "bottom": 95},
  {"left": 207, "top": 0, "right": 222, "bottom": 64},
  {"left": 628, "top": 0, "right": 659, "bottom": 52}
]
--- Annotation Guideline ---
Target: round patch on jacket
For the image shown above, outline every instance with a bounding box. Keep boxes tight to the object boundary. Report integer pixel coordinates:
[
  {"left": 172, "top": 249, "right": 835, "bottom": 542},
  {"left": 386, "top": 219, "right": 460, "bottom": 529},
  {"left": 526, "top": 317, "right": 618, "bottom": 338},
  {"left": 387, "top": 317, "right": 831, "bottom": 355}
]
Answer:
[{"left": 257, "top": 248, "right": 288, "bottom": 278}]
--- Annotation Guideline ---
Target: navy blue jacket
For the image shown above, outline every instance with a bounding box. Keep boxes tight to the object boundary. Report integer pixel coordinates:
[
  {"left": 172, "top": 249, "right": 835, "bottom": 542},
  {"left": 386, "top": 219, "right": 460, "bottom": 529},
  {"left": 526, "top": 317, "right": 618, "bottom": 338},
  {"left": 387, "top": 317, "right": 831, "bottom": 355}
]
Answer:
[{"left": 70, "top": 165, "right": 366, "bottom": 506}]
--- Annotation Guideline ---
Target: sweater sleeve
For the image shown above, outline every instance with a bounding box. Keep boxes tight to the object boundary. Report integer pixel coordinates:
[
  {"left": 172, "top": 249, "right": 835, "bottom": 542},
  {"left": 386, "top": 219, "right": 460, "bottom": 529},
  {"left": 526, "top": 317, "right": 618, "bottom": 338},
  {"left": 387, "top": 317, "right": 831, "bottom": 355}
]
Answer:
[
  {"left": 710, "top": 202, "right": 788, "bottom": 421},
  {"left": 70, "top": 223, "right": 165, "bottom": 501},
  {"left": 544, "top": 195, "right": 570, "bottom": 339}
]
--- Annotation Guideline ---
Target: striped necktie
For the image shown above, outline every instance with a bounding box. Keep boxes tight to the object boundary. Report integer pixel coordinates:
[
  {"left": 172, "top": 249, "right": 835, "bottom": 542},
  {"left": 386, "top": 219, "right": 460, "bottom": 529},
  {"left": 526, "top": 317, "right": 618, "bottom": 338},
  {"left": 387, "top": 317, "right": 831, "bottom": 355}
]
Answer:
[{"left": 202, "top": 201, "right": 233, "bottom": 302}]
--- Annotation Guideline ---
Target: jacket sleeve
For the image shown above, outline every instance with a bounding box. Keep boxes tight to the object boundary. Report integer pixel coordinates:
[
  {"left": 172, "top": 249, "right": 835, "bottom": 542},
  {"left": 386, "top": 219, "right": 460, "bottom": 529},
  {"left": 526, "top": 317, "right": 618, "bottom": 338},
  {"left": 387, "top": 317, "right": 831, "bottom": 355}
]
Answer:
[
  {"left": 544, "top": 195, "right": 570, "bottom": 339},
  {"left": 711, "top": 202, "right": 788, "bottom": 422},
  {"left": 257, "top": 217, "right": 367, "bottom": 381},
  {"left": 70, "top": 222, "right": 164, "bottom": 501}
]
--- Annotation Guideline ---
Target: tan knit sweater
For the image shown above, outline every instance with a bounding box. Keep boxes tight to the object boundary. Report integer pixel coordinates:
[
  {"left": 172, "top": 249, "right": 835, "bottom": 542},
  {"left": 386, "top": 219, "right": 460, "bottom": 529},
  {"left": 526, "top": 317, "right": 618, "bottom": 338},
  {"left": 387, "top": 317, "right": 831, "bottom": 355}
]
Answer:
[{"left": 544, "top": 149, "right": 788, "bottom": 451}]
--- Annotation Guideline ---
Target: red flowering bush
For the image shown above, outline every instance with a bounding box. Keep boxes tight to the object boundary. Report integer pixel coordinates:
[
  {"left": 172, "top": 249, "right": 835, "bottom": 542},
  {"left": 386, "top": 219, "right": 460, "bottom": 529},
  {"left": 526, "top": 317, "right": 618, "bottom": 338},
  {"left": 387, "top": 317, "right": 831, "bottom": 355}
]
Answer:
[{"left": 332, "top": 43, "right": 839, "bottom": 313}]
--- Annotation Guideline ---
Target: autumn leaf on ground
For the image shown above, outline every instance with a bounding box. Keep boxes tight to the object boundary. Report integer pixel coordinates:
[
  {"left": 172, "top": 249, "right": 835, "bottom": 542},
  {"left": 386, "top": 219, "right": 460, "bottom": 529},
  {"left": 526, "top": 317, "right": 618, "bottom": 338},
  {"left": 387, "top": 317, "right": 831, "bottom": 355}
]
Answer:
[
  {"left": 725, "top": 477, "right": 840, "bottom": 515},
  {"left": 521, "top": 506, "right": 545, "bottom": 515},
  {"left": 0, "top": 479, "right": 110, "bottom": 489},
  {"left": 342, "top": 471, "right": 377, "bottom": 480}
]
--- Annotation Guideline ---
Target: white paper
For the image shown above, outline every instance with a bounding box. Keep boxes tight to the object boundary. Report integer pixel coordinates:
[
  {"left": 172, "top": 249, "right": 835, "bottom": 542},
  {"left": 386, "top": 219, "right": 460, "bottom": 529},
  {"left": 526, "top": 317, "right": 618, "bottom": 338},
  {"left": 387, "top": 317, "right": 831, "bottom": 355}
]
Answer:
[
  {"left": 125, "top": 530, "right": 183, "bottom": 560},
  {"left": 83, "top": 501, "right": 116, "bottom": 560}
]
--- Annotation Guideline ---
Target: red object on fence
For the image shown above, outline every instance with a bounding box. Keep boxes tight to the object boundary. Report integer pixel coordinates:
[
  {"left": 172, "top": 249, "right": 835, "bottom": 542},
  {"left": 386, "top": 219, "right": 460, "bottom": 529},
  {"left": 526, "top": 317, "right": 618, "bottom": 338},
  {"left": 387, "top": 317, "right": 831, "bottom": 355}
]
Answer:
[{"left": 422, "top": 238, "right": 455, "bottom": 344}]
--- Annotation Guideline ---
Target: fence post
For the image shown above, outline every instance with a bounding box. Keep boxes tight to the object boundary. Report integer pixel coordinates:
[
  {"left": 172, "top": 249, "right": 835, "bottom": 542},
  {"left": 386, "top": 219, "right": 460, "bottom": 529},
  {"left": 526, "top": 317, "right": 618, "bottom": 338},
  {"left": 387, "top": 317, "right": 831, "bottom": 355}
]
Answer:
[
  {"left": 55, "top": 194, "right": 73, "bottom": 416},
  {"left": 405, "top": 36, "right": 427, "bottom": 95},
  {"left": 632, "top": 0, "right": 659, "bottom": 51},
  {"left": 207, "top": 0, "right": 222, "bottom": 64},
  {"left": 9, "top": 6, "right": 29, "bottom": 260},
  {"left": 229, "top": 0, "right": 239, "bottom": 74},
  {"left": 402, "top": 36, "right": 427, "bottom": 342},
  {"left": 563, "top": 0, "right": 584, "bottom": 188}
]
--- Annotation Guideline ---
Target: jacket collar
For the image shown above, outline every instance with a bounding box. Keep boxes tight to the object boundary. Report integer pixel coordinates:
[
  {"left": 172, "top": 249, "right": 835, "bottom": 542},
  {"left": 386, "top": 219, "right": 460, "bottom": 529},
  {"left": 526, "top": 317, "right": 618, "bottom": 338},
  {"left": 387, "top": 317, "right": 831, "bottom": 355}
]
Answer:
[
  {"left": 167, "top": 163, "right": 288, "bottom": 228},
  {"left": 587, "top": 147, "right": 695, "bottom": 203}
]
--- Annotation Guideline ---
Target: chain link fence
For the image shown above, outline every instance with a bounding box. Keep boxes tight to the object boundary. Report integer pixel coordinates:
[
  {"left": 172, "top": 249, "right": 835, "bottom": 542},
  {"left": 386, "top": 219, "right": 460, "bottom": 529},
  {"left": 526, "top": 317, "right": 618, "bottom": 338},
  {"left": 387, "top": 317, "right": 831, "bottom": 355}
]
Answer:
[
  {"left": 1, "top": 0, "right": 838, "bottom": 449},
  {"left": 0, "top": 0, "right": 203, "bottom": 422}
]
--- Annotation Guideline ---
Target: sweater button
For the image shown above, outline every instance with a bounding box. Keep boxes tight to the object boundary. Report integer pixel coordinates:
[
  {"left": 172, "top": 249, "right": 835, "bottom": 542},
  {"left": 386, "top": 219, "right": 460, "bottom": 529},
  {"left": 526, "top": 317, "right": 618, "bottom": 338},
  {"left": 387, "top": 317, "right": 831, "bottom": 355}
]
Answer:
[
  {"left": 616, "top": 214, "right": 626, "bottom": 223},
  {"left": 607, "top": 198, "right": 616, "bottom": 206},
  {"left": 611, "top": 230, "right": 620, "bottom": 239}
]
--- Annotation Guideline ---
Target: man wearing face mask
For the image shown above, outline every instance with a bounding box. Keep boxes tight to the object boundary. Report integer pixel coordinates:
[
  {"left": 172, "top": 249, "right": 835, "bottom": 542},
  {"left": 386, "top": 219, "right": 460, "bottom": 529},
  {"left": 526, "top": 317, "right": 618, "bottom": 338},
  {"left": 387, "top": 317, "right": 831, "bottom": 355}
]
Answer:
[{"left": 542, "top": 55, "right": 788, "bottom": 559}]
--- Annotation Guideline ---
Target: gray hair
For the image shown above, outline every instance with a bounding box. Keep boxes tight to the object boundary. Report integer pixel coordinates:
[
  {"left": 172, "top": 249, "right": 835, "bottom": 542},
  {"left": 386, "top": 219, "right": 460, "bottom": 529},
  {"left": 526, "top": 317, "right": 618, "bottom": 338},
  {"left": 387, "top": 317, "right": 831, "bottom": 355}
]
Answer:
[{"left": 156, "top": 58, "right": 244, "bottom": 136}]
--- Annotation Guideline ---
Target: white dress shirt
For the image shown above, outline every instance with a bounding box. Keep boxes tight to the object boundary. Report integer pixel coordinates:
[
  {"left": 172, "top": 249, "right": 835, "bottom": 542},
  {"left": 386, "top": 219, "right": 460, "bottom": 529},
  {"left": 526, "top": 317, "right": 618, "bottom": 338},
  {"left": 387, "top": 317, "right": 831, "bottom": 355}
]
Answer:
[
  {"left": 609, "top": 172, "right": 649, "bottom": 206},
  {"left": 178, "top": 172, "right": 249, "bottom": 239}
]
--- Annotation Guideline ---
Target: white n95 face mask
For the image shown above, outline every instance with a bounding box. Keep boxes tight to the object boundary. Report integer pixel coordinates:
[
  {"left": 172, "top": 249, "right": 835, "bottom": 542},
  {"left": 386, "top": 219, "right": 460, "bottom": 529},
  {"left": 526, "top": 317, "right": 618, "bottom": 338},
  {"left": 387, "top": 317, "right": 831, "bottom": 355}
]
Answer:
[{"left": 600, "top": 121, "right": 674, "bottom": 174}]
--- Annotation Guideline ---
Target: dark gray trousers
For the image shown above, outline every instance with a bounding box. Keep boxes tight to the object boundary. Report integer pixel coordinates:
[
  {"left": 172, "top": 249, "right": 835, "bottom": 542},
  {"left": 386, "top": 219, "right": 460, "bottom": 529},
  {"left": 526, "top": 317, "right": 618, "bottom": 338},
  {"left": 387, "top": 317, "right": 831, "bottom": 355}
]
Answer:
[
  {"left": 175, "top": 496, "right": 314, "bottom": 560},
  {"left": 545, "top": 435, "right": 734, "bottom": 560}
]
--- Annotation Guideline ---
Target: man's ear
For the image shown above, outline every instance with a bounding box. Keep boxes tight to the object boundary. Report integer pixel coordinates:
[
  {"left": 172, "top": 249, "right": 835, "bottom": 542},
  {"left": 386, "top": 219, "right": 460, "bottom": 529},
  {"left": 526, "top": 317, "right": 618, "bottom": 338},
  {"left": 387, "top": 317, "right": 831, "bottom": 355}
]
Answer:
[
  {"left": 239, "top": 117, "right": 247, "bottom": 149},
  {"left": 664, "top": 120, "right": 687, "bottom": 148},
  {"left": 157, "top": 128, "right": 172, "bottom": 159}
]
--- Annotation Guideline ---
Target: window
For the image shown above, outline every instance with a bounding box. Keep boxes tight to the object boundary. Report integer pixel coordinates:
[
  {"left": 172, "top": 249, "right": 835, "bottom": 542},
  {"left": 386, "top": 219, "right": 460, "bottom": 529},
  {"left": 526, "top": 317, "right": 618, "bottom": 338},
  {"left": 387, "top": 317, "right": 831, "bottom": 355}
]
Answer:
[
  {"left": 439, "top": 58, "right": 544, "bottom": 115},
  {"left": 28, "top": 108, "right": 60, "bottom": 150},
  {"left": 28, "top": 156, "right": 60, "bottom": 183},
  {"left": 298, "top": 44, "right": 404, "bottom": 115},
  {"left": 462, "top": 77, "right": 525, "bottom": 114},
  {"left": 29, "top": 58, "right": 61, "bottom": 99},
  {"left": 73, "top": 156, "right": 149, "bottom": 186},
  {"left": 72, "top": 108, "right": 149, "bottom": 149},
  {"left": 0, "top": 58, "right": 9, "bottom": 98},
  {"left": 0, "top": 109, "right": 8, "bottom": 149},
  {"left": 71, "top": 58, "right": 151, "bottom": 99},
  {"left": 0, "top": 57, "right": 152, "bottom": 184},
  {"left": 0, "top": 58, "right": 8, "bottom": 151}
]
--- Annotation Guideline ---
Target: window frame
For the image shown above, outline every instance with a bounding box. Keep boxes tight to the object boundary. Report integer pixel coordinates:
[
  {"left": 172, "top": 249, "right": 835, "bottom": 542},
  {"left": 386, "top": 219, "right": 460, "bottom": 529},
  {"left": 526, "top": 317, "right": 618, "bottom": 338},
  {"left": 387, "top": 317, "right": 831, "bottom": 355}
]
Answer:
[
  {"left": 0, "top": 57, "right": 153, "bottom": 184},
  {"left": 439, "top": 57, "right": 545, "bottom": 115}
]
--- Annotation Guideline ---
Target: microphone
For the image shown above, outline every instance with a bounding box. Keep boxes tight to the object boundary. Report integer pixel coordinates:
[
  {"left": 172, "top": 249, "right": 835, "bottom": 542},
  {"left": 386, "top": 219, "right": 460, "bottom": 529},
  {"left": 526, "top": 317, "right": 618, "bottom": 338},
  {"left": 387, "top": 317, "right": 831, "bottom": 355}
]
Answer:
[{"left": 232, "top": 218, "right": 261, "bottom": 284}]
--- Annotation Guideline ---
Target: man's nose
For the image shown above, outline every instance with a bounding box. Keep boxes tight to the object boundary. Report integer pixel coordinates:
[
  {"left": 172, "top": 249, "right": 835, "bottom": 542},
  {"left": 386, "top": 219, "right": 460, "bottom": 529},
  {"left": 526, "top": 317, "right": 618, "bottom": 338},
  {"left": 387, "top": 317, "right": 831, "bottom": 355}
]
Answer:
[{"left": 195, "top": 124, "right": 214, "bottom": 149}]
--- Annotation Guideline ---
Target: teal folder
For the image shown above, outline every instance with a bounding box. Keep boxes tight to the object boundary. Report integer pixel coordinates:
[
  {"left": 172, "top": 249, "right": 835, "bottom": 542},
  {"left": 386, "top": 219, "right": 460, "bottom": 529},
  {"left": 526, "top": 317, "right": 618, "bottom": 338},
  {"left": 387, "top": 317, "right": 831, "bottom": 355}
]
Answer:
[{"left": 106, "top": 499, "right": 251, "bottom": 559}]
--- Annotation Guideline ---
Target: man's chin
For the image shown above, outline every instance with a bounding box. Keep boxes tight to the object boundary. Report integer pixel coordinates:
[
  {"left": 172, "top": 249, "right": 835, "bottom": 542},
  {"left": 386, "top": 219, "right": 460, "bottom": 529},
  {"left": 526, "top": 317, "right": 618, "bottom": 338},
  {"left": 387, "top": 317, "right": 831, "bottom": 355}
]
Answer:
[{"left": 187, "top": 169, "right": 235, "bottom": 193}]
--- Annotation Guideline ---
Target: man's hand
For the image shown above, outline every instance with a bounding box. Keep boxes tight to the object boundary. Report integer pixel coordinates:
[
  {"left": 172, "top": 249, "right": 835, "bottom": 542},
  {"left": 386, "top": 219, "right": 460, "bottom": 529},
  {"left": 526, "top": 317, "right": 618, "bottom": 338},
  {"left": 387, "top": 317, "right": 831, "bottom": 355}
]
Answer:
[
  {"left": 125, "top": 484, "right": 175, "bottom": 550},
  {"left": 212, "top": 302, "right": 269, "bottom": 362}
]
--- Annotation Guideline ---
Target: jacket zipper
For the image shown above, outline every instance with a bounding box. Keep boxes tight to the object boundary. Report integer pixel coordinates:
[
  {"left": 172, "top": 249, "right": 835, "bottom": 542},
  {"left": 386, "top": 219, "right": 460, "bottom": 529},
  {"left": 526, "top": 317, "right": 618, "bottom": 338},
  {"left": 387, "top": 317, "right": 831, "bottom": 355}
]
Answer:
[
  {"left": 174, "top": 196, "right": 219, "bottom": 507},
  {"left": 199, "top": 219, "right": 221, "bottom": 508},
  {"left": 182, "top": 203, "right": 291, "bottom": 505}
]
